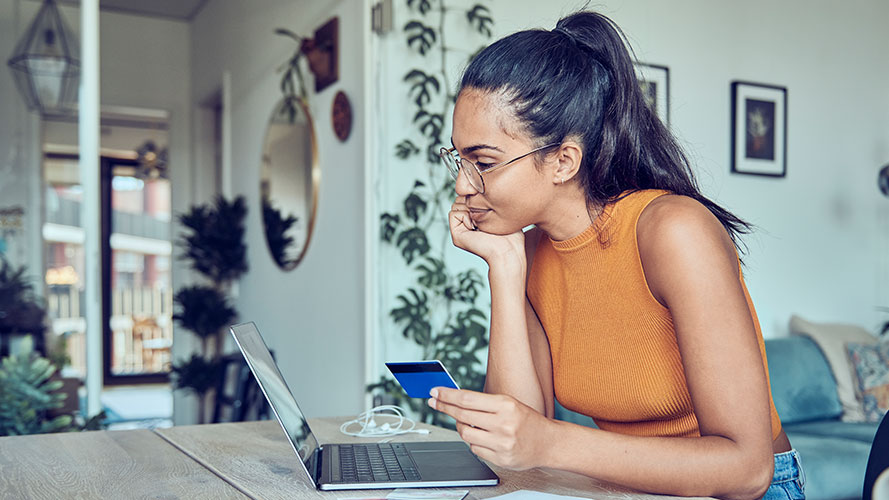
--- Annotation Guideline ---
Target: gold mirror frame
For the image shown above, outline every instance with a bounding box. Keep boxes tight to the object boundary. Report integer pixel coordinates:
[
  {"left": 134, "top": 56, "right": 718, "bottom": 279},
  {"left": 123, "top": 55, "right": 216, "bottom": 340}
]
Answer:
[{"left": 259, "top": 98, "right": 320, "bottom": 270}]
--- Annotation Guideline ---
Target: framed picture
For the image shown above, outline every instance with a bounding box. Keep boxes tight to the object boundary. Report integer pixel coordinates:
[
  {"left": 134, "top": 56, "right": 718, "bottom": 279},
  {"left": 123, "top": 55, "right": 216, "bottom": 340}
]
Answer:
[
  {"left": 730, "top": 81, "right": 787, "bottom": 177},
  {"left": 634, "top": 62, "right": 669, "bottom": 126}
]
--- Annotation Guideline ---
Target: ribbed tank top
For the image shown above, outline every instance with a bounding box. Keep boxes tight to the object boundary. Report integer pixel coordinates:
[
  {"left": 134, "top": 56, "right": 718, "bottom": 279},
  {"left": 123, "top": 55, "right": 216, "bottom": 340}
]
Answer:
[{"left": 527, "top": 189, "right": 782, "bottom": 439}]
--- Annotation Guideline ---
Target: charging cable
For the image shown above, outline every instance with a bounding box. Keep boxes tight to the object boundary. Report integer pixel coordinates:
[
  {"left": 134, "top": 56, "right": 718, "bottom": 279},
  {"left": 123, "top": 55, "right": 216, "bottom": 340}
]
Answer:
[{"left": 339, "top": 405, "right": 431, "bottom": 441}]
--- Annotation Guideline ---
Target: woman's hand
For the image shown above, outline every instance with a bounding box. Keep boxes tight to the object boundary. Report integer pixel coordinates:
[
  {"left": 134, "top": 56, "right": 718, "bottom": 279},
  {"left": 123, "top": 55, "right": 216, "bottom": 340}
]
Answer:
[
  {"left": 428, "top": 387, "right": 555, "bottom": 470},
  {"left": 449, "top": 196, "right": 525, "bottom": 270}
]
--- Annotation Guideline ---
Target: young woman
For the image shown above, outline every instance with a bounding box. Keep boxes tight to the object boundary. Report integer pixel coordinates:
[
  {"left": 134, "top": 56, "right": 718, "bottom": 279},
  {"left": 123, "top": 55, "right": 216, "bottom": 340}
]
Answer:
[{"left": 427, "top": 10, "right": 804, "bottom": 500}]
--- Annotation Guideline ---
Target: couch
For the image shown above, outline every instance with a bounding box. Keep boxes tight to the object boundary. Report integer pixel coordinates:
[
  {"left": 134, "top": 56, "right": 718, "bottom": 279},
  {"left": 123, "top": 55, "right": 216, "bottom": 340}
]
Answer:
[
  {"left": 766, "top": 335, "right": 878, "bottom": 500},
  {"left": 553, "top": 335, "right": 880, "bottom": 499}
]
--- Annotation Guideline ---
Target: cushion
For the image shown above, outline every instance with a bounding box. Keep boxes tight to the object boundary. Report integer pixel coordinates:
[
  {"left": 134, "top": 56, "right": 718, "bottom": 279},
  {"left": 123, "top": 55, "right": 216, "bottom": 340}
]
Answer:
[
  {"left": 846, "top": 340, "right": 889, "bottom": 422},
  {"left": 789, "top": 315, "right": 878, "bottom": 422},
  {"left": 784, "top": 420, "right": 879, "bottom": 443},
  {"left": 765, "top": 336, "right": 843, "bottom": 424},
  {"left": 783, "top": 432, "right": 870, "bottom": 500}
]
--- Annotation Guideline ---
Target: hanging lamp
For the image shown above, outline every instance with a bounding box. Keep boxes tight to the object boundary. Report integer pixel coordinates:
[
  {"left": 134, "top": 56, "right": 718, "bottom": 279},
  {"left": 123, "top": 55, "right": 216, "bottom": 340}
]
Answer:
[{"left": 7, "top": 0, "right": 81, "bottom": 115}]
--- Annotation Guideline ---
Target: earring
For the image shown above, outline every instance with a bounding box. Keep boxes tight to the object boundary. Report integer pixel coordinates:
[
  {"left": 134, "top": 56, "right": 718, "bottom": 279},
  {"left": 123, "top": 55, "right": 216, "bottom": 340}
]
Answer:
[{"left": 560, "top": 177, "right": 565, "bottom": 184}]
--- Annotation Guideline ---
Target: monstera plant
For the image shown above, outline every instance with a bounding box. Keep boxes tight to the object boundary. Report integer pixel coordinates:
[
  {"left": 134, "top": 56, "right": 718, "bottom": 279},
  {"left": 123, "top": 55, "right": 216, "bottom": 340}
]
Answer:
[{"left": 370, "top": 0, "right": 495, "bottom": 427}]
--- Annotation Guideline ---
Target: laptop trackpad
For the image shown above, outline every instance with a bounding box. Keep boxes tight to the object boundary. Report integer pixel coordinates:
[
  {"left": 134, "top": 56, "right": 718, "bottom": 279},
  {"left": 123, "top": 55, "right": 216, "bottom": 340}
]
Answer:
[{"left": 407, "top": 443, "right": 493, "bottom": 480}]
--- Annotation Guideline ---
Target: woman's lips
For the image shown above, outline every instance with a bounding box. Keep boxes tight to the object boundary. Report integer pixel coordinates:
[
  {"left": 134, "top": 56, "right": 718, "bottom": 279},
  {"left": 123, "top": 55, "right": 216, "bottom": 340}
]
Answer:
[{"left": 468, "top": 207, "right": 491, "bottom": 222}]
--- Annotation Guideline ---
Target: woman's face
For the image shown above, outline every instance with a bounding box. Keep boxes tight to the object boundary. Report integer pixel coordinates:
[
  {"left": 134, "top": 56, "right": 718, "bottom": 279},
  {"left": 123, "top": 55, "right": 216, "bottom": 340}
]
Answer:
[{"left": 450, "top": 89, "right": 556, "bottom": 235}]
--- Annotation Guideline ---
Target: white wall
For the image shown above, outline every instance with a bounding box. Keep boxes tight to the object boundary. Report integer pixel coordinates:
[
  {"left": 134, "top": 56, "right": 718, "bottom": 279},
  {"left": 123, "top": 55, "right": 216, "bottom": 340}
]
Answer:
[
  {"left": 190, "top": 0, "right": 369, "bottom": 419},
  {"left": 373, "top": 0, "right": 889, "bottom": 389}
]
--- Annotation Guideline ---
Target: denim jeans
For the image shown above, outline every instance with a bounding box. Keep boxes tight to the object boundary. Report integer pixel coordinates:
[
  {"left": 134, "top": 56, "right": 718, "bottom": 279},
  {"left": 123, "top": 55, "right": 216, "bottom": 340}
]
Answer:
[{"left": 763, "top": 449, "right": 806, "bottom": 500}]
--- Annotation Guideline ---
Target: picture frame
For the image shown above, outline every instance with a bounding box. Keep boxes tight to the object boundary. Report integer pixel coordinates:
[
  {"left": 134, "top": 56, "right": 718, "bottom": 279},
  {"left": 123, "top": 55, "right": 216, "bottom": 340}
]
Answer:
[
  {"left": 634, "top": 62, "right": 670, "bottom": 126},
  {"left": 730, "top": 81, "right": 787, "bottom": 177}
]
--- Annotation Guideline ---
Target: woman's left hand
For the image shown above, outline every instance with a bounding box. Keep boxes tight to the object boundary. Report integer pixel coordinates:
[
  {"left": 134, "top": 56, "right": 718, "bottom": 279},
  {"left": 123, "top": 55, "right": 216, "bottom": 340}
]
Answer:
[{"left": 428, "top": 387, "right": 554, "bottom": 470}]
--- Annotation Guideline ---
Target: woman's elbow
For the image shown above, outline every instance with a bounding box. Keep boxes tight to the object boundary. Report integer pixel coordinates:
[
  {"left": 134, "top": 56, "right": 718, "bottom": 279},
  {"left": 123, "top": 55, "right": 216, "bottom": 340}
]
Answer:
[{"left": 722, "top": 453, "right": 774, "bottom": 500}]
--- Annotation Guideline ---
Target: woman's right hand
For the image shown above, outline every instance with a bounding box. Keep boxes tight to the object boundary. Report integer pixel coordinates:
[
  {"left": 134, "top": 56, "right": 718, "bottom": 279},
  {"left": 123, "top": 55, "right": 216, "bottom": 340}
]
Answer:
[{"left": 449, "top": 196, "right": 526, "bottom": 273}]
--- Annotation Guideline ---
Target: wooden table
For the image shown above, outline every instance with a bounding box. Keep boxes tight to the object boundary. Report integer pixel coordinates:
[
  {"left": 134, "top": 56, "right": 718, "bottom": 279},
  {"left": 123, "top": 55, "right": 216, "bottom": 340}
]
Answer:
[{"left": 1, "top": 417, "right": 710, "bottom": 499}]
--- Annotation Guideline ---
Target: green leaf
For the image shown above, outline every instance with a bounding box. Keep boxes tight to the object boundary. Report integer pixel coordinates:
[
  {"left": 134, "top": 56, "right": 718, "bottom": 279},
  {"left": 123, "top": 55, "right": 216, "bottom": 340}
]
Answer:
[
  {"left": 404, "top": 69, "right": 441, "bottom": 108},
  {"left": 395, "top": 139, "right": 420, "bottom": 160},
  {"left": 406, "top": 0, "right": 433, "bottom": 15},
  {"left": 173, "top": 285, "right": 237, "bottom": 339},
  {"left": 171, "top": 354, "right": 223, "bottom": 397},
  {"left": 390, "top": 289, "right": 431, "bottom": 345},
  {"left": 404, "top": 21, "right": 437, "bottom": 55},
  {"left": 380, "top": 213, "right": 401, "bottom": 243},
  {"left": 466, "top": 5, "right": 494, "bottom": 38},
  {"left": 413, "top": 110, "right": 443, "bottom": 141},
  {"left": 445, "top": 269, "right": 485, "bottom": 302},
  {"left": 404, "top": 192, "right": 428, "bottom": 223},
  {"left": 415, "top": 256, "right": 447, "bottom": 289},
  {"left": 177, "top": 195, "right": 248, "bottom": 283},
  {"left": 395, "top": 227, "right": 430, "bottom": 264}
]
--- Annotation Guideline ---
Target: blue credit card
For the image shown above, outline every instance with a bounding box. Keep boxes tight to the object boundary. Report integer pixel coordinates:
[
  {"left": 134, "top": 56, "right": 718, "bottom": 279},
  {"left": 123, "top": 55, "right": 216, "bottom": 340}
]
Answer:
[{"left": 385, "top": 360, "right": 460, "bottom": 398}]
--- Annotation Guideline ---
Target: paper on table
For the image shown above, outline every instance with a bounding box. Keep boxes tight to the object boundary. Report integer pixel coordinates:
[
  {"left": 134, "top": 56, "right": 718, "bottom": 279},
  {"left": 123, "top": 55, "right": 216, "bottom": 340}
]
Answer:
[
  {"left": 484, "top": 491, "right": 591, "bottom": 500},
  {"left": 387, "top": 488, "right": 469, "bottom": 500}
]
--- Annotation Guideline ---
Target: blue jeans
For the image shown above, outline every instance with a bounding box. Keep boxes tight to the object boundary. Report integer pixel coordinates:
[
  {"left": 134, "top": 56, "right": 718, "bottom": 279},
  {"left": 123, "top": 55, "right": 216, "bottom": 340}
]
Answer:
[{"left": 763, "top": 450, "right": 806, "bottom": 500}]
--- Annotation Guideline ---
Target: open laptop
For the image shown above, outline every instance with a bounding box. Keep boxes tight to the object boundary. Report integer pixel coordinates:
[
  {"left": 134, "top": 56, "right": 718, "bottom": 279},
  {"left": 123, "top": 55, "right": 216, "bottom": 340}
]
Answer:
[{"left": 230, "top": 322, "right": 500, "bottom": 490}]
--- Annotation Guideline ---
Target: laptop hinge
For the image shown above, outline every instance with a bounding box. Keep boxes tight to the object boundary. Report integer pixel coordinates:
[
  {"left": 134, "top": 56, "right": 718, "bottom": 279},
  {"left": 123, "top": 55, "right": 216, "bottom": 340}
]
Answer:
[{"left": 314, "top": 446, "right": 325, "bottom": 484}]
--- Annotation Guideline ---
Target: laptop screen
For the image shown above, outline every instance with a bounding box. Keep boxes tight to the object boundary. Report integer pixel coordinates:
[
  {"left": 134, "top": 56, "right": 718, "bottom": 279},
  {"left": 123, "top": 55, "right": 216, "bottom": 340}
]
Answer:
[{"left": 230, "top": 322, "right": 320, "bottom": 479}]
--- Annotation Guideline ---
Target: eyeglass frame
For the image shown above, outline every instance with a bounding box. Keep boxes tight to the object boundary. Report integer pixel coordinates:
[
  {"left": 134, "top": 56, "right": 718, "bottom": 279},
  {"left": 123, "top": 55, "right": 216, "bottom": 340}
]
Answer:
[{"left": 439, "top": 142, "right": 561, "bottom": 193}]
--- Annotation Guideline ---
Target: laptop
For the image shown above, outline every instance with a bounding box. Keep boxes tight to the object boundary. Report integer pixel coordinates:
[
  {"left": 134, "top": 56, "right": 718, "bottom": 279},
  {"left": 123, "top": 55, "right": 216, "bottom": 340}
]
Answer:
[{"left": 230, "top": 322, "right": 500, "bottom": 490}]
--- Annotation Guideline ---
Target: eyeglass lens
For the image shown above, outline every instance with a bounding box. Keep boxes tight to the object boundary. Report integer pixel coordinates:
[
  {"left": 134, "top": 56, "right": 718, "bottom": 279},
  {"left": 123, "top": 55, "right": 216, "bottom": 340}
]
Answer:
[{"left": 440, "top": 149, "right": 484, "bottom": 192}]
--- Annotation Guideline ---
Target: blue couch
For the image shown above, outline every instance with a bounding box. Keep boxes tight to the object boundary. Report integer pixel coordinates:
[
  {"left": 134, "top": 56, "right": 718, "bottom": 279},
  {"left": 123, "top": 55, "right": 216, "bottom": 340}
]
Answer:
[
  {"left": 553, "top": 335, "right": 879, "bottom": 499},
  {"left": 766, "top": 336, "right": 878, "bottom": 500}
]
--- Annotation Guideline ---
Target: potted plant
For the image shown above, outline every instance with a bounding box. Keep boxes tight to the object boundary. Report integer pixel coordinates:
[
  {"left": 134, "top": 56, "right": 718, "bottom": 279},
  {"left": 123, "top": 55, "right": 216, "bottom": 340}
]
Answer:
[
  {"left": 0, "top": 257, "right": 48, "bottom": 357},
  {"left": 171, "top": 195, "right": 248, "bottom": 424}
]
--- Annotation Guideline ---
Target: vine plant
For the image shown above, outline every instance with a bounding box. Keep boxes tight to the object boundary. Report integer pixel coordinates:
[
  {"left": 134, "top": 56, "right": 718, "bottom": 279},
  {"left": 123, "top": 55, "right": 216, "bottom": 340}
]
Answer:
[{"left": 370, "top": 0, "right": 494, "bottom": 426}]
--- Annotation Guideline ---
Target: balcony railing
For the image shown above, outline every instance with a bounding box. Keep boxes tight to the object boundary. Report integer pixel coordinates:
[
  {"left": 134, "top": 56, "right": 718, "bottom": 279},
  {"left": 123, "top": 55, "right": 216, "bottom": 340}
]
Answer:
[{"left": 47, "top": 286, "right": 173, "bottom": 377}]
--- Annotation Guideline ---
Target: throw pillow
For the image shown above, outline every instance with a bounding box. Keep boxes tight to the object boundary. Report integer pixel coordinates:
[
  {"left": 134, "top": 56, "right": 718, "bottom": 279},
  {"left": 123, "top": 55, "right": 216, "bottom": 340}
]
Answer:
[
  {"left": 845, "top": 341, "right": 889, "bottom": 422},
  {"left": 789, "top": 314, "right": 879, "bottom": 422}
]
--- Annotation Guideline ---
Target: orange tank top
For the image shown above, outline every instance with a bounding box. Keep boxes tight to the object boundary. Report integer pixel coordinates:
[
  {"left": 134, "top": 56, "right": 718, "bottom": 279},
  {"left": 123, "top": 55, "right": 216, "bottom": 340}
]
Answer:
[{"left": 526, "top": 189, "right": 782, "bottom": 439}]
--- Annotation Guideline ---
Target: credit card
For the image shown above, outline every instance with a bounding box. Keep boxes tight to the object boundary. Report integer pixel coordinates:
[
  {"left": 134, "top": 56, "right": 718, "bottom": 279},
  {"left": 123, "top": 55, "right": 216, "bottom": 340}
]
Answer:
[{"left": 385, "top": 360, "right": 460, "bottom": 398}]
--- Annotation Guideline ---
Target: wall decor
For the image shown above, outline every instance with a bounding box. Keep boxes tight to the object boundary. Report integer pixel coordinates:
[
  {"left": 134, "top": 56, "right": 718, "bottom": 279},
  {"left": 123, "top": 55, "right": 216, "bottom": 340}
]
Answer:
[
  {"left": 305, "top": 17, "right": 339, "bottom": 92},
  {"left": 634, "top": 62, "right": 669, "bottom": 126},
  {"left": 731, "top": 81, "right": 787, "bottom": 177},
  {"left": 332, "top": 90, "right": 352, "bottom": 142}
]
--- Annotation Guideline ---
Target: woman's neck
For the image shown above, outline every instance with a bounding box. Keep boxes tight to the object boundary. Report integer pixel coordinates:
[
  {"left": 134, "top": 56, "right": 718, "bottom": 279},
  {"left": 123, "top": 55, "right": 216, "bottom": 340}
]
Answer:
[{"left": 536, "top": 188, "right": 602, "bottom": 242}]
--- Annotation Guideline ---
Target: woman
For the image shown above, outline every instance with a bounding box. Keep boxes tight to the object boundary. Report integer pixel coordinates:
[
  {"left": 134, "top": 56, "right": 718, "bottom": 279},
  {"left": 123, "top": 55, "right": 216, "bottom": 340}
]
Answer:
[{"left": 428, "top": 10, "right": 804, "bottom": 500}]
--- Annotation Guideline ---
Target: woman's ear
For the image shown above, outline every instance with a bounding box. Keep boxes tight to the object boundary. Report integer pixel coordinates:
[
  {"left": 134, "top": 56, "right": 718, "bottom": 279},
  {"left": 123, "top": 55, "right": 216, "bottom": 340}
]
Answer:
[{"left": 552, "top": 141, "right": 583, "bottom": 185}]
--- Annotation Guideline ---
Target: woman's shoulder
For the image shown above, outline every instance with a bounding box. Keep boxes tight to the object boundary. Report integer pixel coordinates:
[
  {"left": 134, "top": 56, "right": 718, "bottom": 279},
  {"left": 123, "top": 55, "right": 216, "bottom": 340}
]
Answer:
[{"left": 637, "top": 194, "right": 738, "bottom": 270}]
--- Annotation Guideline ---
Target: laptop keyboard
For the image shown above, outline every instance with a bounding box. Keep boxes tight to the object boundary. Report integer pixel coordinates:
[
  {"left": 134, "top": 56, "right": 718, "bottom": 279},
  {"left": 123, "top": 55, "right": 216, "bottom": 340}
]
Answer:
[{"left": 336, "top": 443, "right": 422, "bottom": 483}]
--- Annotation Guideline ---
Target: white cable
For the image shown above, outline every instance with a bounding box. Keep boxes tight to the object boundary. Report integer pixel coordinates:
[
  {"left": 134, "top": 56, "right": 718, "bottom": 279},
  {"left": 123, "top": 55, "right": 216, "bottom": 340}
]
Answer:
[{"left": 340, "top": 405, "right": 431, "bottom": 442}]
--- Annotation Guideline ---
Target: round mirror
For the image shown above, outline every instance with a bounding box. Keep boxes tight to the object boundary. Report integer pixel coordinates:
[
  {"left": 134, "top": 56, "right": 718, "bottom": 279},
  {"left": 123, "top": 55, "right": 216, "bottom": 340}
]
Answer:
[{"left": 260, "top": 98, "right": 319, "bottom": 270}]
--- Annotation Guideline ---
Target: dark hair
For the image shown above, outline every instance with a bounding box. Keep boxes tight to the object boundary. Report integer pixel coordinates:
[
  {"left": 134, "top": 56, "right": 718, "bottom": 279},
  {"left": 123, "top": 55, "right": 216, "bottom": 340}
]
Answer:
[{"left": 458, "top": 11, "right": 752, "bottom": 250}]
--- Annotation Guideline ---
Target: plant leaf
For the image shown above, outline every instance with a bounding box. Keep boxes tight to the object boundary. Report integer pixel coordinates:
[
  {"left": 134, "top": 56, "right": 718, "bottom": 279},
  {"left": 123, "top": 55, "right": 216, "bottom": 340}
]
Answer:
[
  {"left": 390, "top": 288, "right": 431, "bottom": 345},
  {"left": 466, "top": 5, "right": 494, "bottom": 38},
  {"left": 404, "top": 21, "right": 437, "bottom": 55},
  {"left": 395, "top": 139, "right": 420, "bottom": 160},
  {"left": 406, "top": 0, "right": 433, "bottom": 15},
  {"left": 380, "top": 213, "right": 401, "bottom": 243},
  {"left": 395, "top": 227, "right": 430, "bottom": 264},
  {"left": 403, "top": 192, "right": 428, "bottom": 223},
  {"left": 404, "top": 69, "right": 441, "bottom": 108}
]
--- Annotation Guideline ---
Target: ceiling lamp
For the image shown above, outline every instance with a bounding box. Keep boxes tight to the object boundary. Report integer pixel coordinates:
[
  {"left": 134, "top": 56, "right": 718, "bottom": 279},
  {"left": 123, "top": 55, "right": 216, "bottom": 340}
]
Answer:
[{"left": 6, "top": 0, "right": 80, "bottom": 115}]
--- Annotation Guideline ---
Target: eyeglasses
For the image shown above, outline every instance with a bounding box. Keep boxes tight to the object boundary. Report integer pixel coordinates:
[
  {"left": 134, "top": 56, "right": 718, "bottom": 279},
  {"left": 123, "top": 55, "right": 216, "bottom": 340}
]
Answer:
[{"left": 439, "top": 142, "right": 560, "bottom": 194}]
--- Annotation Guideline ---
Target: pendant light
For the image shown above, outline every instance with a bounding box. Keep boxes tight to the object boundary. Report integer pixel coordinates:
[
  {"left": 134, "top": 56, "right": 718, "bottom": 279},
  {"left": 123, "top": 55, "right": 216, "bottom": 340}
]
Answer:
[{"left": 7, "top": 0, "right": 81, "bottom": 115}]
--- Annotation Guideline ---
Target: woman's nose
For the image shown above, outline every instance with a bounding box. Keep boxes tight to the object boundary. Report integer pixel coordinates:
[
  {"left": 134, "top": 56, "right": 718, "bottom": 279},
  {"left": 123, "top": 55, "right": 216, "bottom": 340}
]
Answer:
[{"left": 454, "top": 166, "right": 479, "bottom": 196}]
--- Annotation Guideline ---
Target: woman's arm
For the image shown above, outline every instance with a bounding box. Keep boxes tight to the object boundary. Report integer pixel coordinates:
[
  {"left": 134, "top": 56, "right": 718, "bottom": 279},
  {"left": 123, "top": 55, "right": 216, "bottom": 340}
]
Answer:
[
  {"left": 483, "top": 226, "right": 555, "bottom": 418},
  {"left": 449, "top": 197, "right": 554, "bottom": 416},
  {"left": 433, "top": 196, "right": 774, "bottom": 499}
]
